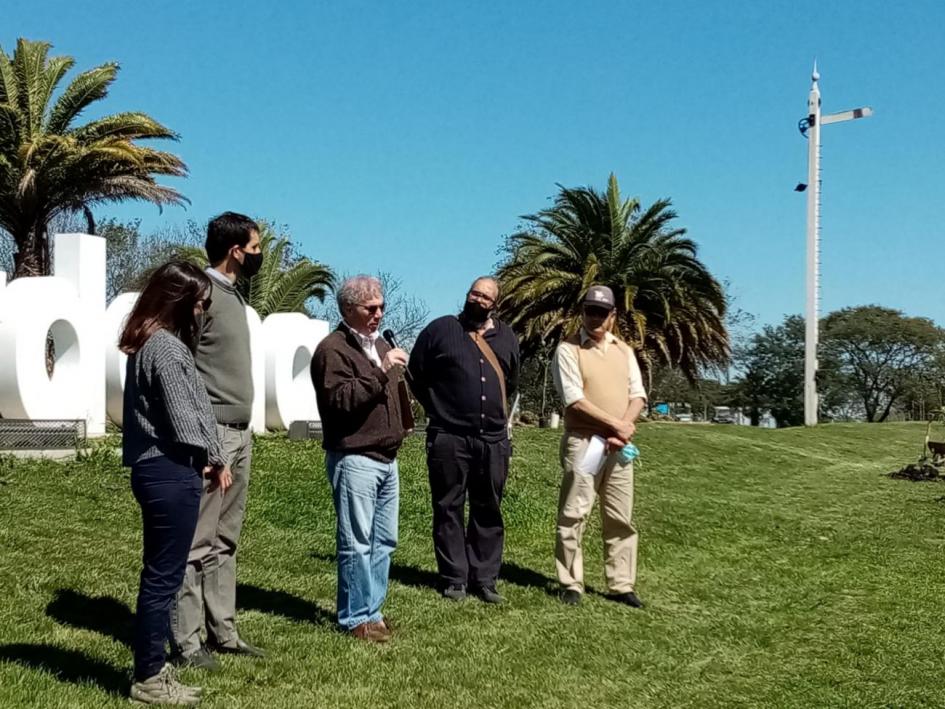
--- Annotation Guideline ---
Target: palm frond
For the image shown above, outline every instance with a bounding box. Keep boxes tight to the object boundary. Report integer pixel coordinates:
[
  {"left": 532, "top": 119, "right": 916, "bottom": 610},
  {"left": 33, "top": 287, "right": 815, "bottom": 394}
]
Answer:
[
  {"left": 497, "top": 174, "right": 730, "bottom": 381},
  {"left": 0, "top": 38, "right": 189, "bottom": 277},
  {"left": 46, "top": 63, "right": 117, "bottom": 134}
]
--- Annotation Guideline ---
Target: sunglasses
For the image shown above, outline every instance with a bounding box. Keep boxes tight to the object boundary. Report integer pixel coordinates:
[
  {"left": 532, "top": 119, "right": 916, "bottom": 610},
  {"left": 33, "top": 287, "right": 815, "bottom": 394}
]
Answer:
[
  {"left": 358, "top": 302, "right": 385, "bottom": 315},
  {"left": 583, "top": 305, "right": 612, "bottom": 318},
  {"left": 199, "top": 297, "right": 213, "bottom": 311}
]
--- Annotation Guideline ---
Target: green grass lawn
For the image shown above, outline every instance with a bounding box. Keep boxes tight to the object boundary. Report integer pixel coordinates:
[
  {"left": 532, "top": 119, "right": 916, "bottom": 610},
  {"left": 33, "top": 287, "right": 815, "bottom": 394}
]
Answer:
[{"left": 0, "top": 423, "right": 943, "bottom": 708}]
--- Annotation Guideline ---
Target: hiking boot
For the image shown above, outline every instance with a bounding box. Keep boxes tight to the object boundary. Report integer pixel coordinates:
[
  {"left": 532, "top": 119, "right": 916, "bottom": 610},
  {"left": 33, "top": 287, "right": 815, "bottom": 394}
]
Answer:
[
  {"left": 130, "top": 664, "right": 202, "bottom": 705},
  {"left": 442, "top": 584, "right": 466, "bottom": 601},
  {"left": 473, "top": 584, "right": 504, "bottom": 604},
  {"left": 560, "top": 589, "right": 582, "bottom": 606},
  {"left": 169, "top": 646, "right": 220, "bottom": 672}
]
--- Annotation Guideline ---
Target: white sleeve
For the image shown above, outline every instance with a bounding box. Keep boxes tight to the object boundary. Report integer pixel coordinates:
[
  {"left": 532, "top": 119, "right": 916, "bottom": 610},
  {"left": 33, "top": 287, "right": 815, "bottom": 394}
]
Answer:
[
  {"left": 552, "top": 343, "right": 585, "bottom": 407},
  {"left": 627, "top": 347, "right": 647, "bottom": 401}
]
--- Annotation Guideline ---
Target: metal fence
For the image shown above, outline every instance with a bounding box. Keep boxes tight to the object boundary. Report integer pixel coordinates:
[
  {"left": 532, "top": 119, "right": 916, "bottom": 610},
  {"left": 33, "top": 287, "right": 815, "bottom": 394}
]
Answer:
[{"left": 0, "top": 419, "right": 87, "bottom": 450}]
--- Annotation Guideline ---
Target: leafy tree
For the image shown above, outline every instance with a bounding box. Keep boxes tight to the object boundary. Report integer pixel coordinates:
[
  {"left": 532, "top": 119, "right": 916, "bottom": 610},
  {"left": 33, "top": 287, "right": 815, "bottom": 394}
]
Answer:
[
  {"left": 897, "top": 350, "right": 945, "bottom": 421},
  {"left": 648, "top": 366, "right": 736, "bottom": 420},
  {"left": 821, "top": 306, "right": 945, "bottom": 422},
  {"left": 731, "top": 315, "right": 806, "bottom": 427},
  {"left": 0, "top": 39, "right": 186, "bottom": 278},
  {"left": 509, "top": 343, "right": 561, "bottom": 423},
  {"left": 496, "top": 174, "right": 729, "bottom": 381},
  {"left": 99, "top": 218, "right": 183, "bottom": 302}
]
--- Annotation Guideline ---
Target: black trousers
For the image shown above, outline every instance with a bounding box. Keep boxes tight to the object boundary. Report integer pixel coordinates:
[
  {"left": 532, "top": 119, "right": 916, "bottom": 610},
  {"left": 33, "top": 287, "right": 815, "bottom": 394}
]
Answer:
[
  {"left": 131, "top": 455, "right": 202, "bottom": 681},
  {"left": 426, "top": 431, "right": 511, "bottom": 588}
]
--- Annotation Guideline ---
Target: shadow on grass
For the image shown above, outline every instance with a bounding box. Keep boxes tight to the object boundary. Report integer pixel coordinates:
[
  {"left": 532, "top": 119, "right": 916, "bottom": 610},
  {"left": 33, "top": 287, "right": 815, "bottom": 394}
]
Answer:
[
  {"left": 0, "top": 643, "right": 127, "bottom": 696},
  {"left": 501, "top": 562, "right": 559, "bottom": 596},
  {"left": 312, "top": 550, "right": 441, "bottom": 591},
  {"left": 312, "top": 549, "right": 559, "bottom": 596},
  {"left": 45, "top": 589, "right": 133, "bottom": 648},
  {"left": 236, "top": 583, "right": 335, "bottom": 626},
  {"left": 390, "top": 563, "right": 440, "bottom": 590},
  {"left": 310, "top": 550, "right": 336, "bottom": 565}
]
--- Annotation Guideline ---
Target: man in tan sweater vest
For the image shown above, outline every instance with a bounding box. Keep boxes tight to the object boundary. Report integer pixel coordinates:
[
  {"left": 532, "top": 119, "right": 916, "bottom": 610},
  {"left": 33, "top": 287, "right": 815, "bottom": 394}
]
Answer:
[{"left": 551, "top": 285, "right": 647, "bottom": 608}]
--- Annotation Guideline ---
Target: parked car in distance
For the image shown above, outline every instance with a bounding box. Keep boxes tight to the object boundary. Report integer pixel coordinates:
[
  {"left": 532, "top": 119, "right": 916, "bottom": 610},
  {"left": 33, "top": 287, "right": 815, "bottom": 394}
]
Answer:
[{"left": 712, "top": 406, "right": 735, "bottom": 424}]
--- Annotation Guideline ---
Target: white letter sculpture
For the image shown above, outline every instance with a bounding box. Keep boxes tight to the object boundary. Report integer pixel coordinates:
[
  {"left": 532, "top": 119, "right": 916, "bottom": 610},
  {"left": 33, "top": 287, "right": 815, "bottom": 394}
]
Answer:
[{"left": 0, "top": 233, "right": 330, "bottom": 436}]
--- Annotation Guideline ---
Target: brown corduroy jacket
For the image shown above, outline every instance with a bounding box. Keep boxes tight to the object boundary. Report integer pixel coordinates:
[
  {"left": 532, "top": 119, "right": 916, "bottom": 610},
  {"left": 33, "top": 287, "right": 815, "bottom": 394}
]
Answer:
[{"left": 310, "top": 324, "right": 408, "bottom": 462}]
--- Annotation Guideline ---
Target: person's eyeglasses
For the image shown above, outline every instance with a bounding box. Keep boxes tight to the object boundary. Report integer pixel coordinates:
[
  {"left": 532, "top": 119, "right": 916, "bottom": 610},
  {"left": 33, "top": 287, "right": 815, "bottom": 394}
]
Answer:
[
  {"left": 199, "top": 297, "right": 212, "bottom": 311},
  {"left": 583, "top": 305, "right": 611, "bottom": 318},
  {"left": 358, "top": 302, "right": 385, "bottom": 315},
  {"left": 468, "top": 289, "right": 495, "bottom": 305}
]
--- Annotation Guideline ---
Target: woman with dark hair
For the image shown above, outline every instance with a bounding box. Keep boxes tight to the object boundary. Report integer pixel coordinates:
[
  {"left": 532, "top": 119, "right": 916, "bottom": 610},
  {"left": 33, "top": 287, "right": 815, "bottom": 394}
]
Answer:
[{"left": 120, "top": 261, "right": 231, "bottom": 706}]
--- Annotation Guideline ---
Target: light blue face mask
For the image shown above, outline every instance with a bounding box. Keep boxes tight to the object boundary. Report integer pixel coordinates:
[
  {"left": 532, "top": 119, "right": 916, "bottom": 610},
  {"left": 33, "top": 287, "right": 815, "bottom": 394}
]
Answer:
[{"left": 618, "top": 442, "right": 640, "bottom": 464}]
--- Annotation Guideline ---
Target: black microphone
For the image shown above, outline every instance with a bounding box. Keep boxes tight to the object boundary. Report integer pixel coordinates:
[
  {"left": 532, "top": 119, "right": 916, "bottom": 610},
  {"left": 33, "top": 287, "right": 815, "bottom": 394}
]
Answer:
[
  {"left": 382, "top": 329, "right": 412, "bottom": 383},
  {"left": 382, "top": 329, "right": 400, "bottom": 349}
]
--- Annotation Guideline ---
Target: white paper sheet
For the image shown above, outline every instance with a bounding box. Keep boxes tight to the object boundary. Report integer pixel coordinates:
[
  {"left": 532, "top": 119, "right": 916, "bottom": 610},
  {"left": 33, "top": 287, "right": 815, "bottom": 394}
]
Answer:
[{"left": 575, "top": 435, "right": 607, "bottom": 476}]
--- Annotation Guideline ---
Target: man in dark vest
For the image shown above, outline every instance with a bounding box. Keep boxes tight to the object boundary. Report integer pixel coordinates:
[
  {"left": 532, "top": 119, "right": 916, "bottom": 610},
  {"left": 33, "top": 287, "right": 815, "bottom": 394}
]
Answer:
[
  {"left": 408, "top": 276, "right": 520, "bottom": 604},
  {"left": 552, "top": 285, "right": 647, "bottom": 608},
  {"left": 170, "top": 212, "right": 265, "bottom": 669}
]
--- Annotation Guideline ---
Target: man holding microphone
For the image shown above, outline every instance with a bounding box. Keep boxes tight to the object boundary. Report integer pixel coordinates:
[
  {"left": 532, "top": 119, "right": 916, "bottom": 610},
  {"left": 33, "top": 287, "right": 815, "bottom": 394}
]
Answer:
[{"left": 311, "top": 275, "right": 411, "bottom": 642}]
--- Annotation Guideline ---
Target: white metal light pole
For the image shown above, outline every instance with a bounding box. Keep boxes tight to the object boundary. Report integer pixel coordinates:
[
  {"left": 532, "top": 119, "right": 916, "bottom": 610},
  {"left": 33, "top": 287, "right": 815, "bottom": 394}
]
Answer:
[{"left": 800, "top": 62, "right": 872, "bottom": 426}]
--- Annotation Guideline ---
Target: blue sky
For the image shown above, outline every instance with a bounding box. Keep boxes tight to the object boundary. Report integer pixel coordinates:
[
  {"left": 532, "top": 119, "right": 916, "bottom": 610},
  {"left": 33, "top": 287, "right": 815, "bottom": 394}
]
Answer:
[{"left": 6, "top": 1, "right": 945, "bottom": 327}]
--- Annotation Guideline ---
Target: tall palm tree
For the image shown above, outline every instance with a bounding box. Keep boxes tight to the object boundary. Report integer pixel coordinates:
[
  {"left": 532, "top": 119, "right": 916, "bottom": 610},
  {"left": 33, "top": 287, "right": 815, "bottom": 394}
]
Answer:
[
  {"left": 497, "top": 174, "right": 729, "bottom": 382},
  {"left": 173, "top": 222, "right": 336, "bottom": 319},
  {"left": 0, "top": 38, "right": 187, "bottom": 277}
]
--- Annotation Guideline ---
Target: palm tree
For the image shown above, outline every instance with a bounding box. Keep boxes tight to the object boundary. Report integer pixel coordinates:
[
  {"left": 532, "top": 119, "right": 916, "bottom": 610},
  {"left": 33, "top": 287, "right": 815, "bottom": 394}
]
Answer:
[
  {"left": 0, "top": 38, "right": 187, "bottom": 278},
  {"left": 173, "top": 222, "right": 336, "bottom": 319},
  {"left": 497, "top": 174, "right": 729, "bottom": 382}
]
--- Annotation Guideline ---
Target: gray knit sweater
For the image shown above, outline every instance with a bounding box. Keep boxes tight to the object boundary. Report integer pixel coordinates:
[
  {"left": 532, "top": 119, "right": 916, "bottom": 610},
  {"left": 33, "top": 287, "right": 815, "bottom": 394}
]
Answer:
[
  {"left": 122, "top": 328, "right": 226, "bottom": 467},
  {"left": 195, "top": 271, "right": 253, "bottom": 424}
]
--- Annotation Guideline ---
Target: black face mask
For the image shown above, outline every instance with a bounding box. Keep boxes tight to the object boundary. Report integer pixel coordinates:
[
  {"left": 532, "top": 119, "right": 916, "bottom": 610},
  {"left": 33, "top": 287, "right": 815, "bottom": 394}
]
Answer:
[
  {"left": 240, "top": 251, "right": 263, "bottom": 278},
  {"left": 462, "top": 300, "right": 492, "bottom": 326}
]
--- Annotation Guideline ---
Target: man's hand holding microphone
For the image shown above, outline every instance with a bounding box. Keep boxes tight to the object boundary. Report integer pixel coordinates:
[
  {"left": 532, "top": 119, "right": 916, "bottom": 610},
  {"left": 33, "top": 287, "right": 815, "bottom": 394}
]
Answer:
[
  {"left": 381, "top": 347, "right": 408, "bottom": 374},
  {"left": 381, "top": 329, "right": 410, "bottom": 379}
]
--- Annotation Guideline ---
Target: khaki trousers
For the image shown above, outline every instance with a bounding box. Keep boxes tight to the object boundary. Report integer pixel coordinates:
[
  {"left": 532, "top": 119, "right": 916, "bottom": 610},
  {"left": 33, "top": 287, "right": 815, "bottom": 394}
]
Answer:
[
  {"left": 170, "top": 424, "right": 252, "bottom": 655},
  {"left": 555, "top": 433, "right": 638, "bottom": 594}
]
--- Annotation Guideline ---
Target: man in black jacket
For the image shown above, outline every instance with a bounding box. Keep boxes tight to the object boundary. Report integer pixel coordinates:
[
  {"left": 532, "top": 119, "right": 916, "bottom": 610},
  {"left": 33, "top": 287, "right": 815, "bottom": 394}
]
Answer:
[
  {"left": 408, "top": 276, "right": 520, "bottom": 603},
  {"left": 311, "top": 275, "right": 410, "bottom": 642}
]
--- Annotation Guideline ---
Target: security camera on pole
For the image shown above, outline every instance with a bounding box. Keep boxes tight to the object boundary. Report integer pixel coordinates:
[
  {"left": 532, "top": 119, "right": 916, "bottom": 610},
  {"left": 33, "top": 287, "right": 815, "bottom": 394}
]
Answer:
[{"left": 797, "top": 62, "right": 872, "bottom": 426}]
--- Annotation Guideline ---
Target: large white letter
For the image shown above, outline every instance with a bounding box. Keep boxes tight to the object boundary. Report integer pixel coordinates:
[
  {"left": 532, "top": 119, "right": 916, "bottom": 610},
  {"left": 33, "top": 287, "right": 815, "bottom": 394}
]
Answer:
[
  {"left": 262, "top": 313, "right": 329, "bottom": 430},
  {"left": 0, "top": 234, "right": 106, "bottom": 435},
  {"left": 105, "top": 292, "right": 139, "bottom": 425}
]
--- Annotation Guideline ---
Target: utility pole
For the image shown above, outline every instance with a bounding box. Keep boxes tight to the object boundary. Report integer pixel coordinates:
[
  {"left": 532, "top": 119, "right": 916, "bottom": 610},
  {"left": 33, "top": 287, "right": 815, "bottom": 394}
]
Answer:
[{"left": 799, "top": 62, "right": 872, "bottom": 426}]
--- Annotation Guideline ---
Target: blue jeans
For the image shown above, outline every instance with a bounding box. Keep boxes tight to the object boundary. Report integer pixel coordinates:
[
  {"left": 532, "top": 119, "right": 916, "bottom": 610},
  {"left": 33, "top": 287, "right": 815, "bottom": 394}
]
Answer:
[
  {"left": 326, "top": 452, "right": 399, "bottom": 630},
  {"left": 131, "top": 455, "right": 202, "bottom": 681}
]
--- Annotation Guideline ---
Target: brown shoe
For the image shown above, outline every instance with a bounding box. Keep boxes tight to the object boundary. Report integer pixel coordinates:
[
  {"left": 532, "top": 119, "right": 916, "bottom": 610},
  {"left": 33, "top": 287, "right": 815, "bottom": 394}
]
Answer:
[{"left": 350, "top": 621, "right": 390, "bottom": 643}]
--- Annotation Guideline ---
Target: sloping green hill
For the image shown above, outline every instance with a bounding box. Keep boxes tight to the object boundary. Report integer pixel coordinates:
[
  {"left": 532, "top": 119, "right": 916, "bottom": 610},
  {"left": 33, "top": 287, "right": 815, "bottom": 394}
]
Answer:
[{"left": 0, "top": 423, "right": 941, "bottom": 708}]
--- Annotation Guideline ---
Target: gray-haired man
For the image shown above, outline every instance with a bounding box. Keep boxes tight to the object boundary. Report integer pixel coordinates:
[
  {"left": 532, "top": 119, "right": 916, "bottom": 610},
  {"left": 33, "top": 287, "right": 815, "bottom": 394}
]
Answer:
[{"left": 311, "top": 275, "right": 411, "bottom": 642}]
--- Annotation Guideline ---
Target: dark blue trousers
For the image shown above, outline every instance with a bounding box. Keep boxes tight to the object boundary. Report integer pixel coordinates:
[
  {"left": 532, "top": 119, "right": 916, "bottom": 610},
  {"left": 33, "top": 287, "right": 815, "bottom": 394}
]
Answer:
[{"left": 131, "top": 455, "right": 202, "bottom": 681}]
